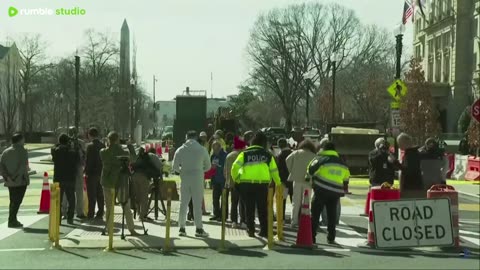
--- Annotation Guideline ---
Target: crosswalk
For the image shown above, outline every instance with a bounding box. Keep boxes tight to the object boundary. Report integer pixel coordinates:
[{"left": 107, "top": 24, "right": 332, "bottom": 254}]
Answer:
[{"left": 0, "top": 204, "right": 478, "bottom": 251}]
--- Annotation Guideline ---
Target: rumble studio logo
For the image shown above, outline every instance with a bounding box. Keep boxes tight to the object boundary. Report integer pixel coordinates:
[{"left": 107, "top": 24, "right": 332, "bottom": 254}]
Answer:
[
  {"left": 8, "top": 6, "right": 86, "bottom": 17},
  {"left": 8, "top": 6, "right": 18, "bottom": 17}
]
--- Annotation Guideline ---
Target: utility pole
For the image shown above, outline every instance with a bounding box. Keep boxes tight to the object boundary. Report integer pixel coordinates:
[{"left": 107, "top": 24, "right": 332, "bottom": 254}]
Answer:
[
  {"left": 153, "top": 75, "right": 157, "bottom": 136},
  {"left": 75, "top": 55, "right": 80, "bottom": 131},
  {"left": 306, "top": 80, "right": 310, "bottom": 127},
  {"left": 332, "top": 60, "right": 337, "bottom": 123}
]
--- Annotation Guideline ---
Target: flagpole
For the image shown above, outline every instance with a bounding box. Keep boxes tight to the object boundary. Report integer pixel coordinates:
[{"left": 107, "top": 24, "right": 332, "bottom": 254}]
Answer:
[{"left": 211, "top": 72, "right": 213, "bottom": 99}]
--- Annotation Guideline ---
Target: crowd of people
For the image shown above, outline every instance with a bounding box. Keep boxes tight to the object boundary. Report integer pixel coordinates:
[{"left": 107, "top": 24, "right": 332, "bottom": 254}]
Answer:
[{"left": 0, "top": 126, "right": 450, "bottom": 246}]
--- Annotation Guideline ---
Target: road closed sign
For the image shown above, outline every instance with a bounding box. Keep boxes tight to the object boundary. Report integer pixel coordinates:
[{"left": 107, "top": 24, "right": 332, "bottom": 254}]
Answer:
[{"left": 372, "top": 198, "right": 454, "bottom": 248}]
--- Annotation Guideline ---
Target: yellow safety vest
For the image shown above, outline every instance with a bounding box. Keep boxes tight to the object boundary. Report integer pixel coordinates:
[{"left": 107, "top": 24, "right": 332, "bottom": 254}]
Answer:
[
  {"left": 308, "top": 150, "right": 350, "bottom": 194},
  {"left": 231, "top": 145, "right": 281, "bottom": 185}
]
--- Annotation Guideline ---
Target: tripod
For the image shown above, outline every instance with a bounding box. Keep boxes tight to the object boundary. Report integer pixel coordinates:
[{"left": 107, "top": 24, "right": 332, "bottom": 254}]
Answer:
[
  {"left": 102, "top": 170, "right": 148, "bottom": 238},
  {"left": 147, "top": 175, "right": 167, "bottom": 220}
]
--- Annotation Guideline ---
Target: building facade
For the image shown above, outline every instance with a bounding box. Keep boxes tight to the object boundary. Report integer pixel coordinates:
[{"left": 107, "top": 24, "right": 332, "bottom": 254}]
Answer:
[
  {"left": 0, "top": 43, "right": 22, "bottom": 137},
  {"left": 413, "top": 0, "right": 477, "bottom": 132}
]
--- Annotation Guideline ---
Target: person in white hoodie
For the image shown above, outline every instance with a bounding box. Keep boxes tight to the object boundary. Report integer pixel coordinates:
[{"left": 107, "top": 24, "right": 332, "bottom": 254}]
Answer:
[
  {"left": 286, "top": 139, "right": 317, "bottom": 227},
  {"left": 172, "top": 130, "right": 211, "bottom": 237}
]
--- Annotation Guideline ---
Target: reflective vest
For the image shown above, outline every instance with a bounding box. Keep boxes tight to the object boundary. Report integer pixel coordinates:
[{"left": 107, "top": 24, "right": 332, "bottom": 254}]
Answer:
[
  {"left": 231, "top": 145, "right": 281, "bottom": 185},
  {"left": 308, "top": 150, "right": 350, "bottom": 195}
]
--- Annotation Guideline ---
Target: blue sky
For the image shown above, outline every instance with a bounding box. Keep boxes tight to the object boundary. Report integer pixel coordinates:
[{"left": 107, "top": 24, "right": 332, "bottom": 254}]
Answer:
[{"left": 1, "top": 0, "right": 413, "bottom": 100}]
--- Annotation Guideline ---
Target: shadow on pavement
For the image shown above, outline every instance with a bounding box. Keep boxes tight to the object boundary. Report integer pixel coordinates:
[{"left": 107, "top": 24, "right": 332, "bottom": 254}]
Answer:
[
  {"left": 23, "top": 227, "right": 49, "bottom": 234},
  {"left": 113, "top": 250, "right": 147, "bottom": 260},
  {"left": 220, "top": 248, "right": 268, "bottom": 258},
  {"left": 59, "top": 248, "right": 89, "bottom": 259},
  {"left": 274, "top": 248, "right": 349, "bottom": 258}
]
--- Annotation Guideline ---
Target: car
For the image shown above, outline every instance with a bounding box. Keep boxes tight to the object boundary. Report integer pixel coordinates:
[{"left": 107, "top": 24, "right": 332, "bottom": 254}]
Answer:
[
  {"left": 161, "top": 126, "right": 173, "bottom": 140},
  {"left": 263, "top": 127, "right": 287, "bottom": 145},
  {"left": 303, "top": 128, "right": 321, "bottom": 143}
]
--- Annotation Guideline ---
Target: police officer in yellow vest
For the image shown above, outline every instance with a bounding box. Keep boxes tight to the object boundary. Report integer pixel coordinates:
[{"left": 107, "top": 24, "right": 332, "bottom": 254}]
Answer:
[
  {"left": 231, "top": 131, "right": 281, "bottom": 238},
  {"left": 308, "top": 142, "right": 350, "bottom": 244}
]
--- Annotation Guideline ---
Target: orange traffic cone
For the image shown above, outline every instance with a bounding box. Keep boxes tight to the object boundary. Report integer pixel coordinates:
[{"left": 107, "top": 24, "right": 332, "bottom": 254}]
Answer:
[
  {"left": 294, "top": 189, "right": 313, "bottom": 248},
  {"left": 37, "top": 172, "right": 50, "bottom": 214},
  {"left": 157, "top": 143, "right": 163, "bottom": 156},
  {"left": 165, "top": 143, "right": 169, "bottom": 154}
]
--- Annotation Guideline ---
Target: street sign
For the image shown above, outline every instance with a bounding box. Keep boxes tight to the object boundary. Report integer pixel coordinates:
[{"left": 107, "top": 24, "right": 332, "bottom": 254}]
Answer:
[
  {"left": 391, "top": 109, "right": 401, "bottom": 128},
  {"left": 390, "top": 101, "right": 400, "bottom": 109},
  {"left": 373, "top": 198, "right": 453, "bottom": 249},
  {"left": 472, "top": 98, "right": 480, "bottom": 123},
  {"left": 387, "top": 80, "right": 408, "bottom": 101}
]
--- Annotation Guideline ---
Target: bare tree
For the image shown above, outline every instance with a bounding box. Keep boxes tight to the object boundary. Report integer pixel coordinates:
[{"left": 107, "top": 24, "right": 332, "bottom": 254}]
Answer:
[
  {"left": 18, "top": 34, "right": 50, "bottom": 133},
  {"left": 0, "top": 51, "right": 21, "bottom": 139},
  {"left": 400, "top": 59, "right": 441, "bottom": 144}
]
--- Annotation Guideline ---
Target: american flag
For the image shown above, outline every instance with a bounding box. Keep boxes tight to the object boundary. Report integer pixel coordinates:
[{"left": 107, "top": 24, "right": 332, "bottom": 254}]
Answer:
[{"left": 402, "top": 0, "right": 414, "bottom": 24}]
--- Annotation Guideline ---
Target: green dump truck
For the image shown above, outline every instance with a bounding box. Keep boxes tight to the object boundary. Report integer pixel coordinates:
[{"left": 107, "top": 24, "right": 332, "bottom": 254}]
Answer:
[{"left": 328, "top": 127, "right": 384, "bottom": 175}]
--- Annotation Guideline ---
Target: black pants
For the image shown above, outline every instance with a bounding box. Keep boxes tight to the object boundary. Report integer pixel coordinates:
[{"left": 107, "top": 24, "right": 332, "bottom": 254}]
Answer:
[
  {"left": 212, "top": 183, "right": 229, "bottom": 218},
  {"left": 311, "top": 189, "right": 340, "bottom": 242},
  {"left": 86, "top": 175, "right": 104, "bottom": 218},
  {"left": 282, "top": 182, "right": 293, "bottom": 220},
  {"left": 8, "top": 186, "right": 27, "bottom": 223},
  {"left": 231, "top": 186, "right": 246, "bottom": 224},
  {"left": 60, "top": 183, "right": 76, "bottom": 220},
  {"left": 238, "top": 183, "right": 268, "bottom": 234}
]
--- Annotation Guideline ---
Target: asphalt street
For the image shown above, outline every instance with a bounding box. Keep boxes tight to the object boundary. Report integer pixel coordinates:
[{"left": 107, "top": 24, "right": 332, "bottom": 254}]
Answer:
[{"left": 0, "top": 147, "right": 477, "bottom": 269}]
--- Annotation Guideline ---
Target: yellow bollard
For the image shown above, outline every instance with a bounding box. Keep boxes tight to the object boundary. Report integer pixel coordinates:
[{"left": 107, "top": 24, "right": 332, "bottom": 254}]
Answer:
[
  {"left": 51, "top": 183, "right": 61, "bottom": 249},
  {"left": 218, "top": 188, "right": 227, "bottom": 252},
  {"left": 264, "top": 187, "right": 274, "bottom": 250},
  {"left": 163, "top": 188, "right": 172, "bottom": 253},
  {"left": 275, "top": 185, "right": 284, "bottom": 242},
  {"left": 48, "top": 184, "right": 55, "bottom": 242},
  {"left": 104, "top": 188, "right": 115, "bottom": 252}
]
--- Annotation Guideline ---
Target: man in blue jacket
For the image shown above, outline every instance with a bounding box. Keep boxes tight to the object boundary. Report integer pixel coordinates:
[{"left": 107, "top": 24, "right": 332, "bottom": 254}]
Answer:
[{"left": 210, "top": 140, "right": 228, "bottom": 221}]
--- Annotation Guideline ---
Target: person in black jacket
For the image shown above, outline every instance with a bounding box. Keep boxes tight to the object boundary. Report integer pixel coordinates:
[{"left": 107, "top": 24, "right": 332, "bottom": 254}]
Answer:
[
  {"left": 85, "top": 128, "right": 106, "bottom": 220},
  {"left": 276, "top": 138, "right": 292, "bottom": 221},
  {"left": 368, "top": 138, "right": 395, "bottom": 186},
  {"left": 393, "top": 133, "right": 424, "bottom": 199},
  {"left": 52, "top": 134, "right": 79, "bottom": 225}
]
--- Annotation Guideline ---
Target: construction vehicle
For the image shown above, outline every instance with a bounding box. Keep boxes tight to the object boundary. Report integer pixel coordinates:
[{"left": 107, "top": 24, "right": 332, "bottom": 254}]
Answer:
[{"left": 327, "top": 126, "right": 384, "bottom": 175}]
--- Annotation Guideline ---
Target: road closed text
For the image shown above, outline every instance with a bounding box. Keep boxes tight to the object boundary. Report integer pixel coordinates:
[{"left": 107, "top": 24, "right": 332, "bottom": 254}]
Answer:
[{"left": 381, "top": 205, "right": 446, "bottom": 242}]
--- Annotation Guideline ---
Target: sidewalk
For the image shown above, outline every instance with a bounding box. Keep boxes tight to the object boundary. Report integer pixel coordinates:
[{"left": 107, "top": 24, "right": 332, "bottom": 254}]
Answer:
[{"left": 59, "top": 202, "right": 266, "bottom": 250}]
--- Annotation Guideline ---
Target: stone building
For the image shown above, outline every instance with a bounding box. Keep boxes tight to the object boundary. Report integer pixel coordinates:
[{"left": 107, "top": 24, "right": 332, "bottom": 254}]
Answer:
[{"left": 413, "top": 0, "right": 478, "bottom": 132}]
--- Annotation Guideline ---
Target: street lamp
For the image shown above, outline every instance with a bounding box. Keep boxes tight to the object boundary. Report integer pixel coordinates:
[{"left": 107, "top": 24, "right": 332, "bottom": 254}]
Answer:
[
  {"left": 394, "top": 24, "right": 406, "bottom": 79},
  {"left": 74, "top": 55, "right": 80, "bottom": 132},
  {"left": 153, "top": 75, "right": 158, "bottom": 136},
  {"left": 130, "top": 78, "right": 136, "bottom": 140},
  {"left": 303, "top": 71, "right": 315, "bottom": 127},
  {"left": 331, "top": 51, "right": 341, "bottom": 123}
]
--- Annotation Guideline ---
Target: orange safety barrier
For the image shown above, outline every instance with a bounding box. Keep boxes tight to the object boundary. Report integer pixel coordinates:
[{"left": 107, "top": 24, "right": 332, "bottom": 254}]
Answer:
[
  {"left": 364, "top": 188, "right": 371, "bottom": 216},
  {"left": 464, "top": 156, "right": 480, "bottom": 181},
  {"left": 427, "top": 184, "right": 459, "bottom": 247},
  {"left": 446, "top": 153, "right": 455, "bottom": 179},
  {"left": 367, "top": 182, "right": 400, "bottom": 247}
]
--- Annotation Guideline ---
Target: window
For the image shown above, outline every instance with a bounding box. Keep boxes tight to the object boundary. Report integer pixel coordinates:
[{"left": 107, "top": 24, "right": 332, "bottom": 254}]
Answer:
[
  {"left": 428, "top": 39, "right": 434, "bottom": 55},
  {"left": 443, "top": 32, "right": 450, "bottom": 49},
  {"left": 435, "top": 36, "right": 442, "bottom": 52},
  {"left": 415, "top": 45, "right": 421, "bottom": 59},
  {"left": 446, "top": 0, "right": 452, "bottom": 16},
  {"left": 428, "top": 61, "right": 434, "bottom": 82},
  {"left": 438, "top": 0, "right": 444, "bottom": 19},
  {"left": 435, "top": 56, "right": 442, "bottom": 82},
  {"left": 474, "top": 52, "right": 478, "bottom": 71},
  {"left": 443, "top": 54, "right": 450, "bottom": 82},
  {"left": 474, "top": 18, "right": 479, "bottom": 38}
]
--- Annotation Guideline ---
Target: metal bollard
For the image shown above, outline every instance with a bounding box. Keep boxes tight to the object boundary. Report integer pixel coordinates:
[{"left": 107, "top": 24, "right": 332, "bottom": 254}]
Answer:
[
  {"left": 48, "top": 184, "right": 55, "bottom": 242},
  {"left": 218, "top": 188, "right": 227, "bottom": 252},
  {"left": 265, "top": 187, "right": 274, "bottom": 250},
  {"left": 53, "top": 183, "right": 61, "bottom": 249},
  {"left": 105, "top": 188, "right": 115, "bottom": 252},
  {"left": 163, "top": 188, "right": 172, "bottom": 253},
  {"left": 275, "top": 185, "right": 284, "bottom": 241}
]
